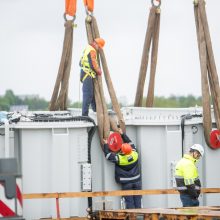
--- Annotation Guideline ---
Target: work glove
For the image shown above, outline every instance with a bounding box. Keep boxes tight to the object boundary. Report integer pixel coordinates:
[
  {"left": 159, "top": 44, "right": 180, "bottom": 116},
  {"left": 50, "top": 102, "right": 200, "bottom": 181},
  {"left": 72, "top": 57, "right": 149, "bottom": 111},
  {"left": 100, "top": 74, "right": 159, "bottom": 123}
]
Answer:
[
  {"left": 187, "top": 184, "right": 199, "bottom": 199},
  {"left": 97, "top": 69, "right": 102, "bottom": 76}
]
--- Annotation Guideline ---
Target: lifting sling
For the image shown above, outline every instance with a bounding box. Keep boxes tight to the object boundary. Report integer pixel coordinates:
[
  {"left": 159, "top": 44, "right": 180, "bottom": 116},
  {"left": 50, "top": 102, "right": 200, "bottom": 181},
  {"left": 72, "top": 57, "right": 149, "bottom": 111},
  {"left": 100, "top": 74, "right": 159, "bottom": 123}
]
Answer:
[
  {"left": 49, "top": 0, "right": 77, "bottom": 111},
  {"left": 134, "top": 0, "right": 161, "bottom": 107},
  {"left": 194, "top": 0, "right": 220, "bottom": 148},
  {"left": 83, "top": 0, "right": 126, "bottom": 145}
]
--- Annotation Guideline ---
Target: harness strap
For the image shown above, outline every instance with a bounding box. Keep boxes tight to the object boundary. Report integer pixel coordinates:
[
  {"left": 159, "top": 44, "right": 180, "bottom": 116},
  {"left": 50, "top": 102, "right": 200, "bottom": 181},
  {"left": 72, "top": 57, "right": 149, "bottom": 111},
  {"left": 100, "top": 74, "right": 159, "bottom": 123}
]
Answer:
[{"left": 81, "top": 69, "right": 96, "bottom": 82}]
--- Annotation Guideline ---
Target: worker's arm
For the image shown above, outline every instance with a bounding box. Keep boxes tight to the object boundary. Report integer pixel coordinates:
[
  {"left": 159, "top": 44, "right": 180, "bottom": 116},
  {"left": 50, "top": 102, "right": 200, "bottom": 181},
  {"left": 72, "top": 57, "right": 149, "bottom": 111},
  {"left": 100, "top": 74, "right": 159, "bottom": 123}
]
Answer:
[
  {"left": 118, "top": 128, "right": 137, "bottom": 151},
  {"left": 103, "top": 139, "right": 118, "bottom": 163},
  {"left": 183, "top": 164, "right": 200, "bottom": 199},
  {"left": 186, "top": 184, "right": 199, "bottom": 199},
  {"left": 88, "top": 51, "right": 101, "bottom": 75}
]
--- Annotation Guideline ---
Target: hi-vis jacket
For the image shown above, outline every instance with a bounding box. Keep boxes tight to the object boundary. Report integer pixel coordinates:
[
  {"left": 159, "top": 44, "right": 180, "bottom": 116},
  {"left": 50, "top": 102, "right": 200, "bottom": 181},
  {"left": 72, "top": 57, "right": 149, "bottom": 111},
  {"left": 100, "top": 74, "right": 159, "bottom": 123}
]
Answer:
[
  {"left": 175, "top": 154, "right": 201, "bottom": 198},
  {"left": 103, "top": 133, "right": 141, "bottom": 184},
  {"left": 80, "top": 45, "right": 100, "bottom": 82}
]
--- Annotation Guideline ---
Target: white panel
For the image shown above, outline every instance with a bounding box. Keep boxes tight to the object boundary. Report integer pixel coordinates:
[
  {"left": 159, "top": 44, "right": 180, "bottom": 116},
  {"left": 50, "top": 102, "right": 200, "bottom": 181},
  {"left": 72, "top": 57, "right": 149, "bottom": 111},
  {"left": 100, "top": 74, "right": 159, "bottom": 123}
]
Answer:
[
  {"left": 165, "top": 126, "right": 182, "bottom": 208},
  {"left": 0, "top": 128, "right": 5, "bottom": 157},
  {"left": 140, "top": 126, "right": 167, "bottom": 208},
  {"left": 22, "top": 129, "right": 52, "bottom": 219},
  {"left": 51, "top": 128, "right": 70, "bottom": 218}
]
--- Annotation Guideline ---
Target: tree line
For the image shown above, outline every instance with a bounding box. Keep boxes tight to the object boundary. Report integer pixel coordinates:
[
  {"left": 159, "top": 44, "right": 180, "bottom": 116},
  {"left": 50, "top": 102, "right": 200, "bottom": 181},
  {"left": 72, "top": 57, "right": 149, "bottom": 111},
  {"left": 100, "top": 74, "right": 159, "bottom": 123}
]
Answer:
[{"left": 0, "top": 90, "right": 202, "bottom": 111}]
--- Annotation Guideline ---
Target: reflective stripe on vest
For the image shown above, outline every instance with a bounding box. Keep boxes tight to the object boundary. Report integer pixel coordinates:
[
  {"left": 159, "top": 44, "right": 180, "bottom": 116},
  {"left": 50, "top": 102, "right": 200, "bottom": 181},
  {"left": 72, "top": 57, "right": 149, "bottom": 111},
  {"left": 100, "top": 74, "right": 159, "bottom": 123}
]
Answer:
[
  {"left": 118, "top": 151, "right": 138, "bottom": 166},
  {"left": 80, "top": 45, "right": 96, "bottom": 81},
  {"left": 119, "top": 174, "right": 141, "bottom": 182}
]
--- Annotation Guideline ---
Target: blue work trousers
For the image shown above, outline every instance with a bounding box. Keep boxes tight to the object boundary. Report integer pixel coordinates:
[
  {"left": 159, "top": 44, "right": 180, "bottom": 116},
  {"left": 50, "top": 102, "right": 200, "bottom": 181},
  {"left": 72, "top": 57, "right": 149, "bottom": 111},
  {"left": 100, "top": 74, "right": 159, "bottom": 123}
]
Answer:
[
  {"left": 180, "top": 194, "right": 199, "bottom": 207},
  {"left": 121, "top": 181, "right": 142, "bottom": 209},
  {"left": 82, "top": 76, "right": 96, "bottom": 116}
]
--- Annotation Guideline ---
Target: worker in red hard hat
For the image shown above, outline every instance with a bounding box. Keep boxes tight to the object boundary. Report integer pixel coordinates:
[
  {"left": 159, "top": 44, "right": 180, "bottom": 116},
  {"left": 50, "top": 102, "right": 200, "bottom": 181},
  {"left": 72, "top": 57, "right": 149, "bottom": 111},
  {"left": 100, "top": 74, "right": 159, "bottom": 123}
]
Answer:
[
  {"left": 79, "top": 38, "right": 105, "bottom": 116},
  {"left": 175, "top": 144, "right": 204, "bottom": 207},
  {"left": 103, "top": 128, "right": 142, "bottom": 209}
]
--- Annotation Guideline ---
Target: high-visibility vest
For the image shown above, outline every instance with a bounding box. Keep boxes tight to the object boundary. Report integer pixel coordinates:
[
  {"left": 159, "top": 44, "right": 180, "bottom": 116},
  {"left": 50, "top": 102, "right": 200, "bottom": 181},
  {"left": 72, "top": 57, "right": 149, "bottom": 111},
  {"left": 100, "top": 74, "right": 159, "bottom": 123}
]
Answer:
[
  {"left": 115, "top": 151, "right": 141, "bottom": 184},
  {"left": 175, "top": 154, "right": 201, "bottom": 192},
  {"left": 80, "top": 45, "right": 96, "bottom": 81},
  {"left": 118, "top": 151, "right": 138, "bottom": 166}
]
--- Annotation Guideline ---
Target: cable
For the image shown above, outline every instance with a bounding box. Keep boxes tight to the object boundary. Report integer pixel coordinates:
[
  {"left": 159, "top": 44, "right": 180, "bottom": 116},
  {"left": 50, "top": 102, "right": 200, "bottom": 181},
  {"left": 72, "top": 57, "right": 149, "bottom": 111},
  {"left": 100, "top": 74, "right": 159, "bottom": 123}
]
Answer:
[{"left": 180, "top": 113, "right": 202, "bottom": 156}]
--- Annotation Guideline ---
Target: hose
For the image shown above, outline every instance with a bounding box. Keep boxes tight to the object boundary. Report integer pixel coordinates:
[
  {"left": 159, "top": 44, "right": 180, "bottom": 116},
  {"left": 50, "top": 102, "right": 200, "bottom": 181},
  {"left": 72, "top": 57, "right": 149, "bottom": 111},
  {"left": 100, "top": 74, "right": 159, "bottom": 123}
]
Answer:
[{"left": 181, "top": 113, "right": 202, "bottom": 156}]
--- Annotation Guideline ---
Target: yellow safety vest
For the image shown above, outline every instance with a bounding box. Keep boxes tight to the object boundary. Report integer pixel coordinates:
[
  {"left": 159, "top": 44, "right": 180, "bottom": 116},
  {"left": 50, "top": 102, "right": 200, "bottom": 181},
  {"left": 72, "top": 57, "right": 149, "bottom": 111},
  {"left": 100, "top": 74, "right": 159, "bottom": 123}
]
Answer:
[
  {"left": 175, "top": 154, "right": 201, "bottom": 191},
  {"left": 118, "top": 151, "right": 138, "bottom": 166},
  {"left": 80, "top": 45, "right": 96, "bottom": 81}
]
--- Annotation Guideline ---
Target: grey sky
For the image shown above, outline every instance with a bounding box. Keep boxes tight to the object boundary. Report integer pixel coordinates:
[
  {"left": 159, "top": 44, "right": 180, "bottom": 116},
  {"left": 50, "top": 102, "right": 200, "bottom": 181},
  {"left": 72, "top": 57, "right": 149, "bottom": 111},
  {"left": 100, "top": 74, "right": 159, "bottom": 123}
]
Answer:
[{"left": 0, "top": 0, "right": 220, "bottom": 104}]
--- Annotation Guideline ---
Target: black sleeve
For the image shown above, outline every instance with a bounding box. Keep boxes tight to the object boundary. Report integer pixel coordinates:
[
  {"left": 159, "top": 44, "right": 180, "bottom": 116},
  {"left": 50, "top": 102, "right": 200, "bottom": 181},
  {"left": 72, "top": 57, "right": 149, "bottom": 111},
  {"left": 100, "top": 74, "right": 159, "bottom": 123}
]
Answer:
[
  {"left": 103, "top": 144, "right": 118, "bottom": 163},
  {"left": 121, "top": 133, "right": 132, "bottom": 143},
  {"left": 103, "top": 143, "right": 111, "bottom": 156},
  {"left": 186, "top": 184, "right": 199, "bottom": 199},
  {"left": 121, "top": 133, "right": 137, "bottom": 151}
]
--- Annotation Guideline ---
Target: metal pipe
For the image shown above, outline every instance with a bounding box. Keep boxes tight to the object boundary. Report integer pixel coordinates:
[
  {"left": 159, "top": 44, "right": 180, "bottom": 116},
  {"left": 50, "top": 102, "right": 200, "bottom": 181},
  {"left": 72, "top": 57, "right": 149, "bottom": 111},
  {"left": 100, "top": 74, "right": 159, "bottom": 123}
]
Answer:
[{"left": 2, "top": 118, "right": 10, "bottom": 158}]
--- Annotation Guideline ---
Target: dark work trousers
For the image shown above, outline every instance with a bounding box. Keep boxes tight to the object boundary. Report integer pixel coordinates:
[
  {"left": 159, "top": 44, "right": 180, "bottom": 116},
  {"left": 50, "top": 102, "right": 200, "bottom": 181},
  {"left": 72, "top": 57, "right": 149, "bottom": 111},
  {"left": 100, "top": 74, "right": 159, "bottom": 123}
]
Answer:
[
  {"left": 121, "top": 181, "right": 142, "bottom": 209},
  {"left": 82, "top": 76, "right": 96, "bottom": 116},
  {"left": 180, "top": 194, "right": 199, "bottom": 207}
]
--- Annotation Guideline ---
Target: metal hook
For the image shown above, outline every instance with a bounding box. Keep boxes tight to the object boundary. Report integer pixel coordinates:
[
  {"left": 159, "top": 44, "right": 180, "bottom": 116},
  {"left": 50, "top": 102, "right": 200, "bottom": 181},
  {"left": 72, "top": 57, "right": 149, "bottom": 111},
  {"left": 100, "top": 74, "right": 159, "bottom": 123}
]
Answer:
[
  {"left": 63, "top": 13, "right": 76, "bottom": 23},
  {"left": 151, "top": 0, "right": 161, "bottom": 8},
  {"left": 85, "top": 7, "right": 93, "bottom": 16}
]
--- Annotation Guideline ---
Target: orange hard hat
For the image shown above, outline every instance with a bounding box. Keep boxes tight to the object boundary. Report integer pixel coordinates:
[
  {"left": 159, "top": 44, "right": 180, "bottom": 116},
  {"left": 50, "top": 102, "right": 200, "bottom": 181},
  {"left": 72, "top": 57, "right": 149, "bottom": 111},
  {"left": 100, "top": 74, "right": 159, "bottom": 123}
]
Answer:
[
  {"left": 121, "top": 143, "right": 132, "bottom": 155},
  {"left": 94, "top": 38, "right": 105, "bottom": 48}
]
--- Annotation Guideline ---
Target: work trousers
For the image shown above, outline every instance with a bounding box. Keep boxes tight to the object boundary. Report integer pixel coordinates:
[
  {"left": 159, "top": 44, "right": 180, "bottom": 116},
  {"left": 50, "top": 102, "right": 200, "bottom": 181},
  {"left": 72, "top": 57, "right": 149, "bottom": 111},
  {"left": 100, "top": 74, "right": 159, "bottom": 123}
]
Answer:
[
  {"left": 82, "top": 76, "right": 96, "bottom": 116},
  {"left": 180, "top": 194, "right": 199, "bottom": 207},
  {"left": 121, "top": 181, "right": 142, "bottom": 209}
]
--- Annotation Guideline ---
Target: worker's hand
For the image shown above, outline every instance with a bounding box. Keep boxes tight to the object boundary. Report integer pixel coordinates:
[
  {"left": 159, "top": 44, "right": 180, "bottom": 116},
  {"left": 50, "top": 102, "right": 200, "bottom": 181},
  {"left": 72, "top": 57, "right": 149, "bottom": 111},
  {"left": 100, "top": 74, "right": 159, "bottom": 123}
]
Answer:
[
  {"left": 103, "top": 139, "right": 107, "bottom": 144},
  {"left": 118, "top": 128, "right": 123, "bottom": 135},
  {"left": 97, "top": 68, "right": 102, "bottom": 76}
]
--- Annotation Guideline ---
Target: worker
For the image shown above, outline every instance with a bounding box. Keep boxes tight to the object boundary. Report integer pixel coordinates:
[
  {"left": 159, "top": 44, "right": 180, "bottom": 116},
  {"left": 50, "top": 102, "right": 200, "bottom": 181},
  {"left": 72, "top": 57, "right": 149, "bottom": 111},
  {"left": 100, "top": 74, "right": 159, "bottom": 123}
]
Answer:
[
  {"left": 103, "top": 128, "right": 142, "bottom": 209},
  {"left": 175, "top": 144, "right": 204, "bottom": 207},
  {"left": 79, "top": 38, "right": 105, "bottom": 116}
]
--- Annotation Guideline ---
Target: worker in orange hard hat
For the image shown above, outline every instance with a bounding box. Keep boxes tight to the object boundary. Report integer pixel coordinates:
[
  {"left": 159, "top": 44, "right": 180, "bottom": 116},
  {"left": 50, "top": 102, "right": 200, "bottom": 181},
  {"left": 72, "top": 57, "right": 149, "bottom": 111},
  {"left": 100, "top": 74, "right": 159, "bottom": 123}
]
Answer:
[
  {"left": 94, "top": 38, "right": 105, "bottom": 48},
  {"left": 103, "top": 128, "right": 142, "bottom": 209},
  {"left": 79, "top": 38, "right": 105, "bottom": 116}
]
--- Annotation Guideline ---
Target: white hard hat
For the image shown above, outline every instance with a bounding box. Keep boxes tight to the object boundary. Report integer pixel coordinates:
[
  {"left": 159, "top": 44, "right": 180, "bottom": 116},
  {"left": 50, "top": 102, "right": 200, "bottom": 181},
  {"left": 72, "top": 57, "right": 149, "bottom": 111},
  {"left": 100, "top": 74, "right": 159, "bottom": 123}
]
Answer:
[{"left": 190, "top": 144, "right": 204, "bottom": 157}]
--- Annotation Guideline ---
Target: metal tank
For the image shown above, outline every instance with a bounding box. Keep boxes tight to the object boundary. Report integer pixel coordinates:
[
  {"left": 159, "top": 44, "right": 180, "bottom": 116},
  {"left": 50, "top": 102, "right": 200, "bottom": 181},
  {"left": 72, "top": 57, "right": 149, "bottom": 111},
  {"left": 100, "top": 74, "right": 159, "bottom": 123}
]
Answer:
[{"left": 1, "top": 107, "right": 220, "bottom": 219}]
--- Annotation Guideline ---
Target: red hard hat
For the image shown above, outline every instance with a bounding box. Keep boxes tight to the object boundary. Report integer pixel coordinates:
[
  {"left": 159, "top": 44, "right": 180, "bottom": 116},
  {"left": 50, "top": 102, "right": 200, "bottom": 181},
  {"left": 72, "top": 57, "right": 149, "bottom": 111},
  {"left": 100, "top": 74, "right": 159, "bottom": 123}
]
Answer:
[
  {"left": 121, "top": 143, "right": 132, "bottom": 155},
  {"left": 94, "top": 38, "right": 105, "bottom": 48},
  {"left": 210, "top": 130, "right": 220, "bottom": 149},
  {"left": 107, "top": 132, "right": 123, "bottom": 152}
]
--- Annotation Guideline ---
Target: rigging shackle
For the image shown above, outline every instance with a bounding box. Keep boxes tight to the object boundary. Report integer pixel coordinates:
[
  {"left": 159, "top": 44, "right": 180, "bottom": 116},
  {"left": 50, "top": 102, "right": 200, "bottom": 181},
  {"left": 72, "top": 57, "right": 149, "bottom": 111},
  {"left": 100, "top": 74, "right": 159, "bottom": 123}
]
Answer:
[
  {"left": 63, "top": 13, "right": 76, "bottom": 22},
  {"left": 151, "top": 0, "right": 161, "bottom": 8}
]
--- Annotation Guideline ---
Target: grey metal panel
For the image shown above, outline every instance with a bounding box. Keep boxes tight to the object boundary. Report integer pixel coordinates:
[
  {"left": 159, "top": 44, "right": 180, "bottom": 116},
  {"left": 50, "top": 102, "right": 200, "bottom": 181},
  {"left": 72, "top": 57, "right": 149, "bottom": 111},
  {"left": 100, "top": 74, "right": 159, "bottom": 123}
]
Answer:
[
  {"left": 203, "top": 139, "right": 220, "bottom": 206},
  {"left": 0, "top": 128, "right": 4, "bottom": 157},
  {"left": 21, "top": 127, "right": 89, "bottom": 219},
  {"left": 139, "top": 126, "right": 167, "bottom": 208},
  {"left": 165, "top": 125, "right": 182, "bottom": 208},
  {"left": 22, "top": 129, "right": 52, "bottom": 219},
  {"left": 10, "top": 108, "right": 220, "bottom": 216}
]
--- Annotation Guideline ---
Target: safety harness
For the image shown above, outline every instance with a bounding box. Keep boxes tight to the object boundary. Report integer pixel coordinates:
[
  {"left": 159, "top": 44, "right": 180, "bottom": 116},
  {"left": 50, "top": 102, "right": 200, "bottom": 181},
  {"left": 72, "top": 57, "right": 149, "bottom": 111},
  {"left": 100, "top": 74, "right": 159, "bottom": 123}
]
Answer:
[{"left": 80, "top": 45, "right": 96, "bottom": 82}]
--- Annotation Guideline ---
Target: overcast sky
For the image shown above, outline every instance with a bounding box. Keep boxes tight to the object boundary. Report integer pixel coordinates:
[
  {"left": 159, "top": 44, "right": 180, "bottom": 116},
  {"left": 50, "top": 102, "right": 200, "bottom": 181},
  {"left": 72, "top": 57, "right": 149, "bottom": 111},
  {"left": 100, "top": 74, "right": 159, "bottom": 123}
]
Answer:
[{"left": 1, "top": 0, "right": 220, "bottom": 105}]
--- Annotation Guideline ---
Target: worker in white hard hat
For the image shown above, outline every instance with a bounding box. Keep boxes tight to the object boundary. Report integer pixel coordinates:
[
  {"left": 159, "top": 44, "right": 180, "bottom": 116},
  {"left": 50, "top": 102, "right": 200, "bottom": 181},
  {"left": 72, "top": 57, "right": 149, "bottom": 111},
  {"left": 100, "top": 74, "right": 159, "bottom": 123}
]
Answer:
[{"left": 175, "top": 144, "right": 204, "bottom": 207}]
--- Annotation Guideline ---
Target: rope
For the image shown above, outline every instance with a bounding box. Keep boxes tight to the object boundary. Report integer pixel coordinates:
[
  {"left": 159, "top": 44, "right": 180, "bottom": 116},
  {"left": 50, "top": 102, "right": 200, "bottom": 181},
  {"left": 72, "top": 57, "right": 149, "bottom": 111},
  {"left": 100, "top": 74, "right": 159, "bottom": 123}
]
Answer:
[
  {"left": 134, "top": 3, "right": 161, "bottom": 107},
  {"left": 84, "top": 12, "right": 126, "bottom": 145},
  {"left": 49, "top": 0, "right": 76, "bottom": 111},
  {"left": 194, "top": 0, "right": 220, "bottom": 148}
]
